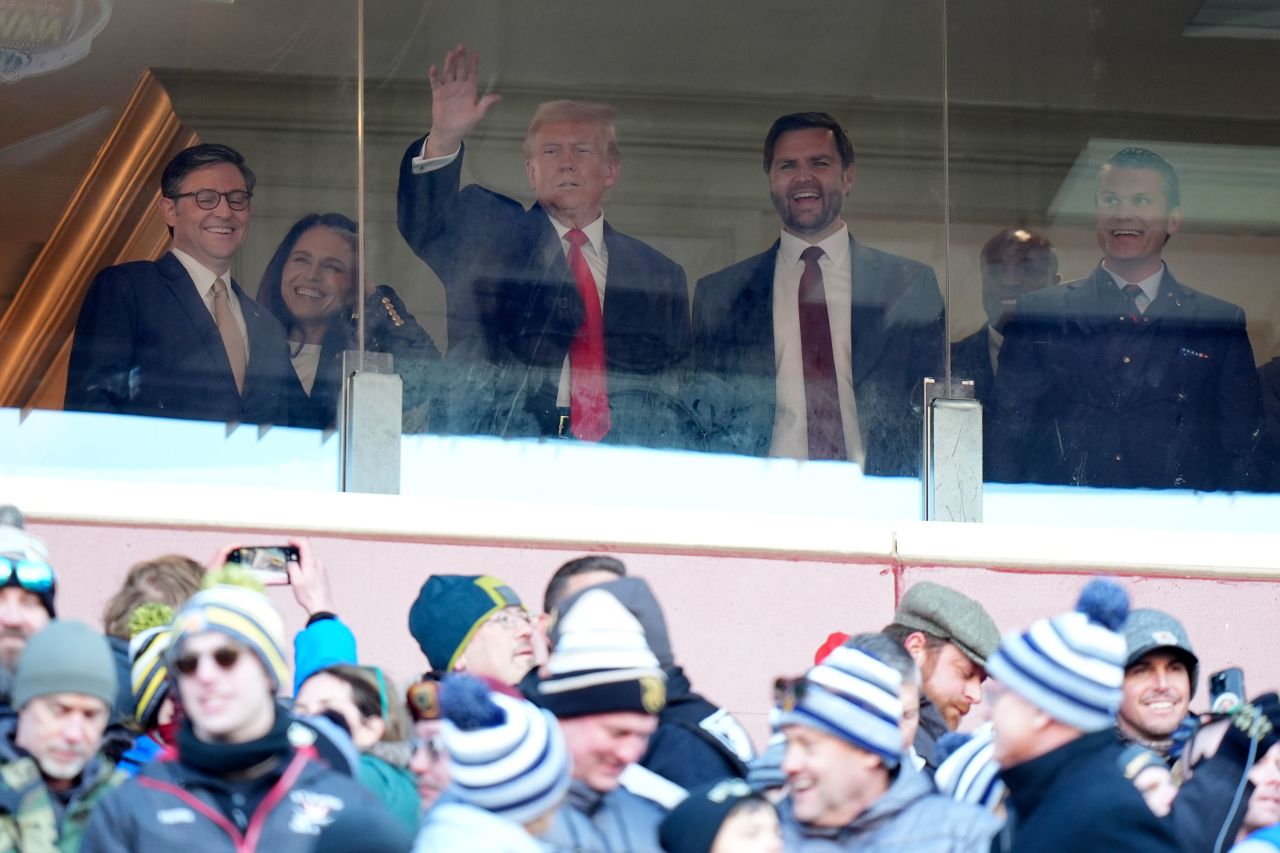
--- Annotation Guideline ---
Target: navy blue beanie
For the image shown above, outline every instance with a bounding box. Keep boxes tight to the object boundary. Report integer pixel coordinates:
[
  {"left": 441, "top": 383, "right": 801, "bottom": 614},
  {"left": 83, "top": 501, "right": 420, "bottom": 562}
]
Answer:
[
  {"left": 659, "top": 778, "right": 774, "bottom": 853},
  {"left": 408, "top": 575, "right": 522, "bottom": 672}
]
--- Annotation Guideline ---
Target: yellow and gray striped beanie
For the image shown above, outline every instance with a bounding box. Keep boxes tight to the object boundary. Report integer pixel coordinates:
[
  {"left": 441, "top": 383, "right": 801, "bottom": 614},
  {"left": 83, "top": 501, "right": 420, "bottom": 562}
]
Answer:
[{"left": 167, "top": 584, "right": 289, "bottom": 691}]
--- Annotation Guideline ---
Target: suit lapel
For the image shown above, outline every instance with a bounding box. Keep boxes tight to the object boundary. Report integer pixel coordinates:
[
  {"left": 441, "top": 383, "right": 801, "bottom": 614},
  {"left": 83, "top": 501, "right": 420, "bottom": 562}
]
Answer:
[{"left": 158, "top": 253, "right": 238, "bottom": 394}]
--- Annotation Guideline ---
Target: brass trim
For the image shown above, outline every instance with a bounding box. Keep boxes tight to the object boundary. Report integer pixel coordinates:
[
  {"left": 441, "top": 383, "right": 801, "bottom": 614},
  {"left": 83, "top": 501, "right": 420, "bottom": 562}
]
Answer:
[{"left": 0, "top": 69, "right": 197, "bottom": 410}]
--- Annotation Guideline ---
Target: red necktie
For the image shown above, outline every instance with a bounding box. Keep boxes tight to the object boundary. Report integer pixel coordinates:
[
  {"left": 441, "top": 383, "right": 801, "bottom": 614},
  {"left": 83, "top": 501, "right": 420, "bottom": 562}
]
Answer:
[
  {"left": 565, "top": 229, "right": 611, "bottom": 442},
  {"left": 798, "top": 246, "right": 846, "bottom": 460},
  {"left": 1122, "top": 283, "right": 1145, "bottom": 323}
]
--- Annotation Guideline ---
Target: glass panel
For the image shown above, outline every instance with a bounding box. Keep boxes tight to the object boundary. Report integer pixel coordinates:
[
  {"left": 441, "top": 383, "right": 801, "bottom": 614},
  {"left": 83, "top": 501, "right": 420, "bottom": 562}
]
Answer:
[
  {"left": 943, "top": 2, "right": 1280, "bottom": 516},
  {"left": 362, "top": 0, "right": 949, "bottom": 511},
  {"left": 0, "top": 0, "right": 357, "bottom": 486}
]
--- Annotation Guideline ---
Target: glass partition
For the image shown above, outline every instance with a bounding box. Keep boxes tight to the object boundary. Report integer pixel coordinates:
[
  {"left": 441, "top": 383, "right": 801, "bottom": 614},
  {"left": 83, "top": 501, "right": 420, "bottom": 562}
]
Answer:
[
  {"left": 942, "top": 2, "right": 1280, "bottom": 501},
  {"left": 360, "top": 0, "right": 950, "bottom": 497}
]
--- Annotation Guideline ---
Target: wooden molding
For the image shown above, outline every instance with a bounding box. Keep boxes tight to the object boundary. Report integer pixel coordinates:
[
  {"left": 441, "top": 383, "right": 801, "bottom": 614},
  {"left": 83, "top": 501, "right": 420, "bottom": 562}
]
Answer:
[{"left": 0, "top": 69, "right": 197, "bottom": 410}]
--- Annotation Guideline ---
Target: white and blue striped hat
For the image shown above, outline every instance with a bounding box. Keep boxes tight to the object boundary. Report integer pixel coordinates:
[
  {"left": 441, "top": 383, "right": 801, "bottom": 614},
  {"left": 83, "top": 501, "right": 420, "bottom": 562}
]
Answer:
[
  {"left": 985, "top": 579, "right": 1130, "bottom": 733},
  {"left": 440, "top": 675, "right": 572, "bottom": 825},
  {"left": 934, "top": 723, "right": 1005, "bottom": 812},
  {"left": 779, "top": 645, "right": 904, "bottom": 767}
]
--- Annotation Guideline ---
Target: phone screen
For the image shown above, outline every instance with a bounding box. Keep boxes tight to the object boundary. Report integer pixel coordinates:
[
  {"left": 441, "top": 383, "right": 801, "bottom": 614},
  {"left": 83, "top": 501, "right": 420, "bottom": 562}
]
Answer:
[{"left": 226, "top": 546, "right": 298, "bottom": 584}]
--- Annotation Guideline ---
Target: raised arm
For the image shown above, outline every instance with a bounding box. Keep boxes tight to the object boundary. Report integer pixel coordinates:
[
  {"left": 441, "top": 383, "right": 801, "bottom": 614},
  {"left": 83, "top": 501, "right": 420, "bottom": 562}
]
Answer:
[{"left": 422, "top": 43, "right": 502, "bottom": 159}]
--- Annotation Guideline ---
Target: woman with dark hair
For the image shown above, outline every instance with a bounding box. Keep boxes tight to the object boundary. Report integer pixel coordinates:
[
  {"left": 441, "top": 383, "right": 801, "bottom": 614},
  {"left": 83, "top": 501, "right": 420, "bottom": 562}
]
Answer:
[{"left": 257, "top": 212, "right": 440, "bottom": 430}]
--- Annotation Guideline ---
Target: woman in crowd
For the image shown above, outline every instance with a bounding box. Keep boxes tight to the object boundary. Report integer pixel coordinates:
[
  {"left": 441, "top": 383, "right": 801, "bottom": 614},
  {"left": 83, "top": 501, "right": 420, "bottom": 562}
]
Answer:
[
  {"left": 256, "top": 212, "right": 440, "bottom": 431},
  {"left": 293, "top": 663, "right": 420, "bottom": 833}
]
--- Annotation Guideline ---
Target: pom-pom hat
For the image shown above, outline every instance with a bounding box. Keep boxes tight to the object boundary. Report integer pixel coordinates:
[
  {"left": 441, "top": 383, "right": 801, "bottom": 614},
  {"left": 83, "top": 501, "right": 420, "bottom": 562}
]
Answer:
[
  {"left": 934, "top": 723, "right": 1006, "bottom": 812},
  {"left": 440, "top": 674, "right": 572, "bottom": 824},
  {"left": 986, "top": 578, "right": 1130, "bottom": 732},
  {"left": 129, "top": 603, "right": 175, "bottom": 728},
  {"left": 167, "top": 583, "right": 289, "bottom": 691}
]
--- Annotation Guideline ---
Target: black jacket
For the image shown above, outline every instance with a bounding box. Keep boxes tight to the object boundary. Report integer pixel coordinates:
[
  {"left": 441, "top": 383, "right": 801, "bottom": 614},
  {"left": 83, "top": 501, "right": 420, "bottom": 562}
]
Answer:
[{"left": 993, "top": 729, "right": 1181, "bottom": 853}]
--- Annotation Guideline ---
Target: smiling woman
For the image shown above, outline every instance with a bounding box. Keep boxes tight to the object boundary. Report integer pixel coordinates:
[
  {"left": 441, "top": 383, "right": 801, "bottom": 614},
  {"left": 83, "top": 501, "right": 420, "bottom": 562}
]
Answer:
[{"left": 256, "top": 212, "right": 441, "bottom": 431}]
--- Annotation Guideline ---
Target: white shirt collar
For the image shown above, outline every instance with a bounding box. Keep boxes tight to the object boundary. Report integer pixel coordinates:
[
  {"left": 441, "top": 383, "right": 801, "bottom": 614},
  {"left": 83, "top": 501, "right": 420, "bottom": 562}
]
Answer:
[
  {"left": 548, "top": 212, "right": 606, "bottom": 255},
  {"left": 778, "top": 223, "right": 850, "bottom": 268},
  {"left": 1103, "top": 262, "right": 1165, "bottom": 304},
  {"left": 170, "top": 247, "right": 224, "bottom": 295}
]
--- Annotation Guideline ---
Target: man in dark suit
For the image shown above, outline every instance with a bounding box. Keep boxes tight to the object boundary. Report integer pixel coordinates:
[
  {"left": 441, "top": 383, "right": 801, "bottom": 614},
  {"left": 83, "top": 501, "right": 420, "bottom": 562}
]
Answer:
[
  {"left": 396, "top": 45, "right": 690, "bottom": 446},
  {"left": 950, "top": 227, "right": 1059, "bottom": 406},
  {"left": 691, "top": 112, "right": 944, "bottom": 476},
  {"left": 988, "top": 147, "right": 1262, "bottom": 491},
  {"left": 66, "top": 144, "right": 293, "bottom": 424}
]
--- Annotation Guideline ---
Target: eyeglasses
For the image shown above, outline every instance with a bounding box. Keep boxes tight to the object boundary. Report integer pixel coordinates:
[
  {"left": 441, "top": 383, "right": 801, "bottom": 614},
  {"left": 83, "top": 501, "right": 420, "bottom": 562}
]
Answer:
[
  {"left": 0, "top": 556, "right": 55, "bottom": 593},
  {"left": 489, "top": 609, "right": 533, "bottom": 631},
  {"left": 409, "top": 734, "right": 446, "bottom": 762},
  {"left": 174, "top": 645, "right": 242, "bottom": 676},
  {"left": 774, "top": 676, "right": 809, "bottom": 712},
  {"left": 168, "top": 189, "right": 252, "bottom": 211}
]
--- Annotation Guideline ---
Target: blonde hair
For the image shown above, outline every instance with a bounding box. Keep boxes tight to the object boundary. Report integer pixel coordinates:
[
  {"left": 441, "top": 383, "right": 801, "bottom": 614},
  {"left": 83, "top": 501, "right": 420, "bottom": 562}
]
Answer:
[
  {"left": 523, "top": 100, "right": 620, "bottom": 163},
  {"left": 103, "top": 555, "right": 204, "bottom": 639}
]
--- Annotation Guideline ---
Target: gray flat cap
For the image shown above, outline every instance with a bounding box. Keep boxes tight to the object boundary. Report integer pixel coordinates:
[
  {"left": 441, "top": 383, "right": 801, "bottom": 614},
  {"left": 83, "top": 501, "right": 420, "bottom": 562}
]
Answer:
[{"left": 892, "top": 582, "right": 1000, "bottom": 665}]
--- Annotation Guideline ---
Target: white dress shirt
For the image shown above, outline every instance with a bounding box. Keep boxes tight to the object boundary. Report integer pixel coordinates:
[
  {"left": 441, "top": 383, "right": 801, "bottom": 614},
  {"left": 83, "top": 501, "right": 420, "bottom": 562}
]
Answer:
[
  {"left": 170, "top": 247, "right": 249, "bottom": 361},
  {"left": 1103, "top": 263, "right": 1164, "bottom": 315},
  {"left": 769, "top": 225, "right": 866, "bottom": 466}
]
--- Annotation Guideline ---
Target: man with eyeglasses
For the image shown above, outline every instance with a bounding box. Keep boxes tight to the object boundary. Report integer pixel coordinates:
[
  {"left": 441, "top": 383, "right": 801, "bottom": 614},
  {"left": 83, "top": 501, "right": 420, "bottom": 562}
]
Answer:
[
  {"left": 66, "top": 143, "right": 295, "bottom": 425},
  {"left": 408, "top": 574, "right": 536, "bottom": 686},
  {"left": 0, "top": 513, "right": 56, "bottom": 716},
  {"left": 404, "top": 679, "right": 450, "bottom": 814},
  {"left": 0, "top": 620, "right": 121, "bottom": 852},
  {"left": 84, "top": 581, "right": 391, "bottom": 852}
]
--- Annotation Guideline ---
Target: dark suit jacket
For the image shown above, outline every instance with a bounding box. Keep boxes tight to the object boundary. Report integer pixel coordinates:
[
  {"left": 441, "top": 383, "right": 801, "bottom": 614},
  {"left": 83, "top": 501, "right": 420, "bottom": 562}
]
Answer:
[
  {"left": 988, "top": 265, "right": 1262, "bottom": 491},
  {"left": 690, "top": 238, "right": 945, "bottom": 476},
  {"left": 950, "top": 325, "right": 996, "bottom": 405},
  {"left": 65, "top": 252, "right": 294, "bottom": 425},
  {"left": 396, "top": 139, "right": 692, "bottom": 446}
]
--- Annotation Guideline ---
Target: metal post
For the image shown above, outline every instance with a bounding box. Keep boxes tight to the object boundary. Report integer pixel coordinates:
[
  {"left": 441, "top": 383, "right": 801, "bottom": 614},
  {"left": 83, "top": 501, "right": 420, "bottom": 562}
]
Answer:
[
  {"left": 339, "top": 351, "right": 401, "bottom": 494},
  {"left": 922, "top": 377, "right": 983, "bottom": 522}
]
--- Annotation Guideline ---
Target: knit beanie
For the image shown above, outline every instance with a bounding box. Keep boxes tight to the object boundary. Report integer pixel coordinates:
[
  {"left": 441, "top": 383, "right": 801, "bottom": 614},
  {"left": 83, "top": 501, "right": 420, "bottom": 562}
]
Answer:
[
  {"left": 0, "top": 523, "right": 56, "bottom": 618},
  {"left": 128, "top": 603, "right": 175, "bottom": 728},
  {"left": 1122, "top": 608, "right": 1199, "bottom": 699},
  {"left": 986, "top": 578, "right": 1129, "bottom": 732},
  {"left": 168, "top": 583, "right": 289, "bottom": 691},
  {"left": 408, "top": 575, "right": 523, "bottom": 672},
  {"left": 13, "top": 620, "right": 117, "bottom": 710},
  {"left": 658, "top": 777, "right": 773, "bottom": 853},
  {"left": 440, "top": 674, "right": 572, "bottom": 825},
  {"left": 934, "top": 723, "right": 1005, "bottom": 812},
  {"left": 892, "top": 582, "right": 1000, "bottom": 666},
  {"left": 528, "top": 587, "right": 667, "bottom": 719},
  {"left": 778, "top": 644, "right": 904, "bottom": 767}
]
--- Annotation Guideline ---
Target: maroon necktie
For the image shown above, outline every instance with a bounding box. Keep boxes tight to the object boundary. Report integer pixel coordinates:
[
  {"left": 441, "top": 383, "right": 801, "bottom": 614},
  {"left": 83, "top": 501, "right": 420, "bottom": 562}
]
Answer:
[
  {"left": 565, "top": 229, "right": 611, "bottom": 442},
  {"left": 1122, "top": 283, "right": 1145, "bottom": 323},
  {"left": 798, "top": 246, "right": 846, "bottom": 460}
]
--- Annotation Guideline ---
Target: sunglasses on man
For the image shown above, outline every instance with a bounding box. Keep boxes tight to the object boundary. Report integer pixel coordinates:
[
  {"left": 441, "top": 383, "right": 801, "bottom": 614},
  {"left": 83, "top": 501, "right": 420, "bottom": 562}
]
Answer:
[{"left": 173, "top": 644, "right": 245, "bottom": 676}]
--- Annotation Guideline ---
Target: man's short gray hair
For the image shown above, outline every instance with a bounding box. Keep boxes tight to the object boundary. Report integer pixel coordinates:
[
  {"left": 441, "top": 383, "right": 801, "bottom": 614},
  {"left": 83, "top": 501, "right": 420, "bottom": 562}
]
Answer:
[{"left": 523, "top": 100, "right": 620, "bottom": 163}]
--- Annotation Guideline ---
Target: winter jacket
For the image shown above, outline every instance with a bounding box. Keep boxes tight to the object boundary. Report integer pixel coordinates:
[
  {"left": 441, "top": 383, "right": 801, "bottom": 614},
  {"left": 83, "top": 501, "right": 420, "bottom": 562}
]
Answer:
[
  {"left": 993, "top": 729, "right": 1181, "bottom": 852},
  {"left": 358, "top": 749, "right": 419, "bottom": 835},
  {"left": 539, "top": 779, "right": 667, "bottom": 852},
  {"left": 415, "top": 801, "right": 551, "bottom": 852},
  {"left": 914, "top": 699, "right": 949, "bottom": 770},
  {"left": 81, "top": 745, "right": 387, "bottom": 853},
  {"left": 1234, "top": 825, "right": 1280, "bottom": 851},
  {"left": 778, "top": 759, "right": 998, "bottom": 851},
  {"left": 291, "top": 614, "right": 358, "bottom": 695},
  {"left": 0, "top": 754, "right": 121, "bottom": 852}
]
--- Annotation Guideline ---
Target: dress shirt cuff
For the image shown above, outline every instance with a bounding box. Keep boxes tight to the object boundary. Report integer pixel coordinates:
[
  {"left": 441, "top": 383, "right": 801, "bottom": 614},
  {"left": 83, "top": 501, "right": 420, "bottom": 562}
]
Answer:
[{"left": 411, "top": 140, "right": 461, "bottom": 174}]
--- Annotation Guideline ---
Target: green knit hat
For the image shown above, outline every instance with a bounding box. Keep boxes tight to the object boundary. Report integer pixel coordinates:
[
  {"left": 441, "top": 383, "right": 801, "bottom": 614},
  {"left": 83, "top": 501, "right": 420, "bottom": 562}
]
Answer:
[
  {"left": 13, "top": 620, "right": 117, "bottom": 710},
  {"left": 892, "top": 582, "right": 1000, "bottom": 666}
]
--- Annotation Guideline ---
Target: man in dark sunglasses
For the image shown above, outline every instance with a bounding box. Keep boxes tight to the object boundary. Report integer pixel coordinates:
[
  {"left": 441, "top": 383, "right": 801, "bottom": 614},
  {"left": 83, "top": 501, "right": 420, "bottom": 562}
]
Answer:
[
  {"left": 83, "top": 582, "right": 394, "bottom": 852},
  {"left": 65, "top": 143, "right": 295, "bottom": 425},
  {"left": 0, "top": 518, "right": 56, "bottom": 716}
]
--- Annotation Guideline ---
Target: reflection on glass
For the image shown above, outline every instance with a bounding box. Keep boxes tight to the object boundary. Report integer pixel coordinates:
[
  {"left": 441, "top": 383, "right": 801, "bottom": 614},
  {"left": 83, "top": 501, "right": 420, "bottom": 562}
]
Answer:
[
  {"left": 64, "top": 143, "right": 296, "bottom": 425},
  {"left": 987, "top": 148, "right": 1262, "bottom": 492},
  {"left": 255, "top": 213, "right": 441, "bottom": 432},
  {"left": 395, "top": 44, "right": 692, "bottom": 448},
  {"left": 691, "top": 113, "right": 943, "bottom": 476}
]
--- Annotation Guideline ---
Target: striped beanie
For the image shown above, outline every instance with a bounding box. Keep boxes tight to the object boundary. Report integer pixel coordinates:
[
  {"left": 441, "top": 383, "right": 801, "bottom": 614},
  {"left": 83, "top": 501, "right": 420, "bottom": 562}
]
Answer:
[
  {"left": 440, "top": 675, "right": 572, "bottom": 824},
  {"left": 934, "top": 723, "right": 1005, "bottom": 811},
  {"left": 129, "top": 604, "right": 175, "bottom": 728},
  {"left": 528, "top": 587, "right": 667, "bottom": 719},
  {"left": 409, "top": 575, "right": 523, "bottom": 672},
  {"left": 168, "top": 584, "right": 289, "bottom": 691},
  {"left": 986, "top": 578, "right": 1129, "bottom": 733},
  {"left": 779, "top": 645, "right": 904, "bottom": 767}
]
